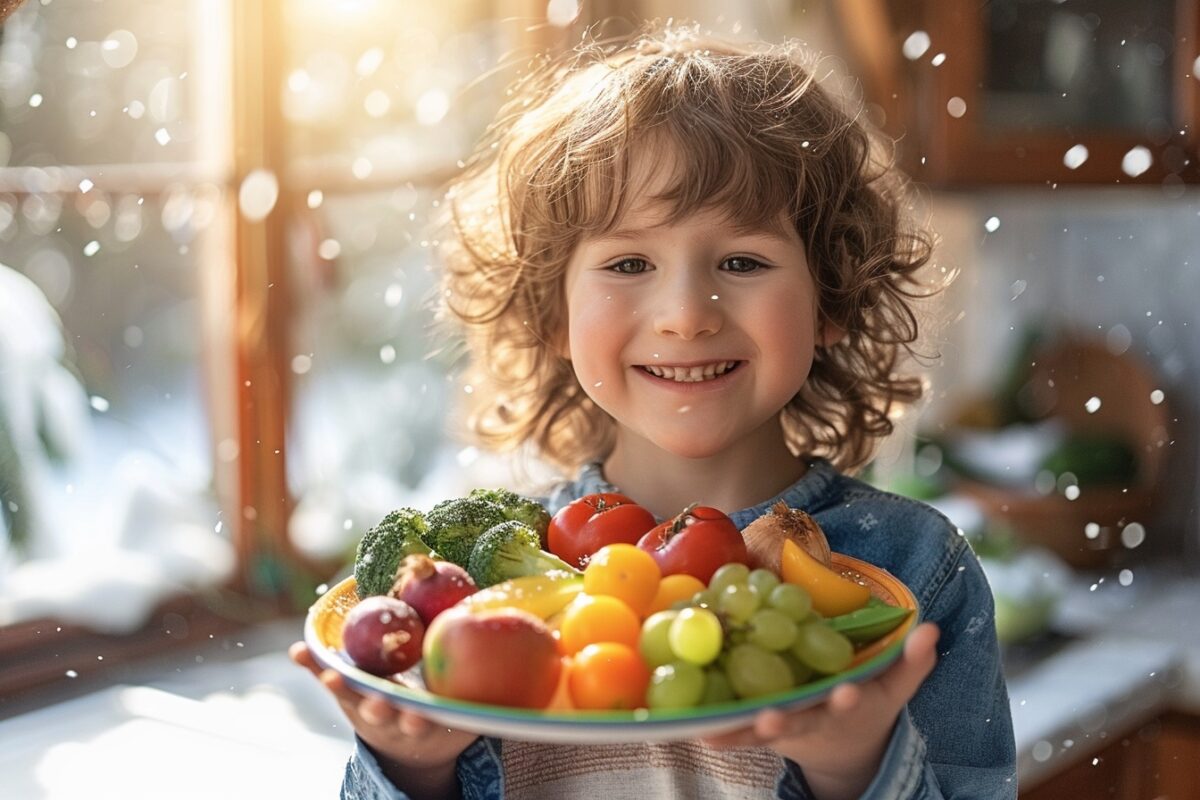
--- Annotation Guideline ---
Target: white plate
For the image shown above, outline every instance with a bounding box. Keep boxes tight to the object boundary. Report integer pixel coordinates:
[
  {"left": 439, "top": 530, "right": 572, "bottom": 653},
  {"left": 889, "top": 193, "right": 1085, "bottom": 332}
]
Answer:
[{"left": 305, "top": 560, "right": 917, "bottom": 744}]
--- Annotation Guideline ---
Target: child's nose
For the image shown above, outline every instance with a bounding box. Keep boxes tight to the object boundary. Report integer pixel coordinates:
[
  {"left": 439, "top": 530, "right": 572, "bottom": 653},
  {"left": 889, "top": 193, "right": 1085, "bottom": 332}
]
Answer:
[{"left": 652, "top": 281, "right": 723, "bottom": 340}]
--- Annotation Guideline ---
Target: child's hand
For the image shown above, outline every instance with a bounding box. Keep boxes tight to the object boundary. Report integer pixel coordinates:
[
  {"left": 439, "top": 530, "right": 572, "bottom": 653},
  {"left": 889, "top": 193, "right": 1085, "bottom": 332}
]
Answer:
[
  {"left": 289, "top": 641, "right": 478, "bottom": 795},
  {"left": 701, "top": 622, "right": 940, "bottom": 800}
]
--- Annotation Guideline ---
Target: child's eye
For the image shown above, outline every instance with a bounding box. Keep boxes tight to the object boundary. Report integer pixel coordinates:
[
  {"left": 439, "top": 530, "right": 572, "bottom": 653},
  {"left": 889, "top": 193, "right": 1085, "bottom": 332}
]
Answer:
[
  {"left": 722, "top": 256, "right": 768, "bottom": 274},
  {"left": 607, "top": 258, "right": 651, "bottom": 274}
]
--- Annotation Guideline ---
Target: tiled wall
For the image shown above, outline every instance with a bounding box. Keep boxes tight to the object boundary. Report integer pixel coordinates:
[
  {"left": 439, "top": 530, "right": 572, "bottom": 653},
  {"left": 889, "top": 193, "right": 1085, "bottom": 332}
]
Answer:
[{"left": 924, "top": 189, "right": 1200, "bottom": 563}]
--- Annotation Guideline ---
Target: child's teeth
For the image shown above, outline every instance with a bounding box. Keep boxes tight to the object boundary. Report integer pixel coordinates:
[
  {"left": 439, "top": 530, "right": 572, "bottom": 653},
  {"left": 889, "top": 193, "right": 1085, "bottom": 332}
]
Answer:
[{"left": 645, "top": 361, "right": 735, "bottom": 381}]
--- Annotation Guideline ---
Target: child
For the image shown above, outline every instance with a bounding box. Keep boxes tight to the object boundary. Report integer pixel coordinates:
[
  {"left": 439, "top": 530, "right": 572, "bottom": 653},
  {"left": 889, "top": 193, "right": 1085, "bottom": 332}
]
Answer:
[{"left": 291, "top": 21, "right": 1016, "bottom": 800}]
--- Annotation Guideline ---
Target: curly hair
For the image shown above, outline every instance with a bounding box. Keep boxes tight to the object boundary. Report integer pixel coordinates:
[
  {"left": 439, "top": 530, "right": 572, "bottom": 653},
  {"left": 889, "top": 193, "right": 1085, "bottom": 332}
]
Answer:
[{"left": 434, "top": 22, "right": 938, "bottom": 474}]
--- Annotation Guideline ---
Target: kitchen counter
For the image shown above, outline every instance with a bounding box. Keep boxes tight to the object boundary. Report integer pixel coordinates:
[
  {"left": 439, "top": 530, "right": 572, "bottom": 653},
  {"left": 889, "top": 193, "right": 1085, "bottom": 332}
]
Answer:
[{"left": 1006, "top": 564, "right": 1200, "bottom": 788}]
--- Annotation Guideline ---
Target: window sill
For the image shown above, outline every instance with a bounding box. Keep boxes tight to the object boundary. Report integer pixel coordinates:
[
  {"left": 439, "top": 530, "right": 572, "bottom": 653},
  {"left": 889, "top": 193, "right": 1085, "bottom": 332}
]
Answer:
[{"left": 0, "top": 589, "right": 288, "bottom": 718}]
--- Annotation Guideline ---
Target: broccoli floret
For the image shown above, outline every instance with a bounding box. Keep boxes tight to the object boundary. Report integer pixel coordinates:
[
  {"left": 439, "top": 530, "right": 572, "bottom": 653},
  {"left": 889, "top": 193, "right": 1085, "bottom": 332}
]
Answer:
[
  {"left": 468, "top": 487, "right": 552, "bottom": 540},
  {"left": 466, "top": 520, "right": 580, "bottom": 588},
  {"left": 354, "top": 508, "right": 431, "bottom": 598},
  {"left": 422, "top": 496, "right": 509, "bottom": 567}
]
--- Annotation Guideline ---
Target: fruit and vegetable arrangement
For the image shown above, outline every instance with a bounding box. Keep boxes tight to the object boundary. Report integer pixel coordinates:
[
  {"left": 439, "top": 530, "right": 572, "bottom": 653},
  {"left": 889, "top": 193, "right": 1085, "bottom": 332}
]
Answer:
[{"left": 334, "top": 489, "right": 914, "bottom": 714}]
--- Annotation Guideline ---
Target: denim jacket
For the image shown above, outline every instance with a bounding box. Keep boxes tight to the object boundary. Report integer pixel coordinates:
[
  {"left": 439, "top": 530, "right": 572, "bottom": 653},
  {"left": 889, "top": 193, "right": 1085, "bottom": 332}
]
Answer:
[{"left": 342, "top": 458, "right": 1017, "bottom": 799}]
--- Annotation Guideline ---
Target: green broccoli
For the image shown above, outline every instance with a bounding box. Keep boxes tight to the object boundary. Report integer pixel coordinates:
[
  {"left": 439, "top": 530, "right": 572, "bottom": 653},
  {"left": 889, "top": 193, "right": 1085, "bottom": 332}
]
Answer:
[
  {"left": 422, "top": 496, "right": 509, "bottom": 567},
  {"left": 468, "top": 487, "right": 552, "bottom": 540},
  {"left": 466, "top": 520, "right": 580, "bottom": 588},
  {"left": 354, "top": 508, "right": 432, "bottom": 598}
]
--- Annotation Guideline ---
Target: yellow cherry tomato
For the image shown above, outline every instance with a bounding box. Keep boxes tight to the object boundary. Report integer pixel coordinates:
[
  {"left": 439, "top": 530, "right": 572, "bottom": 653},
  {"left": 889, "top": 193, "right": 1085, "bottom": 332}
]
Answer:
[
  {"left": 645, "top": 573, "right": 707, "bottom": 615},
  {"left": 559, "top": 593, "right": 642, "bottom": 655},
  {"left": 583, "top": 543, "right": 662, "bottom": 617}
]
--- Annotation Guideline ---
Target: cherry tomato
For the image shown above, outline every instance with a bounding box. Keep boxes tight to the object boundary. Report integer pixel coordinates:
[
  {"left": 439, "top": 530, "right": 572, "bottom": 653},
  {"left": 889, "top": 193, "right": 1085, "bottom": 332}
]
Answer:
[
  {"left": 637, "top": 504, "right": 748, "bottom": 585},
  {"left": 547, "top": 493, "right": 658, "bottom": 569},
  {"left": 568, "top": 642, "right": 651, "bottom": 710},
  {"left": 559, "top": 593, "right": 641, "bottom": 655},
  {"left": 583, "top": 544, "right": 662, "bottom": 617}
]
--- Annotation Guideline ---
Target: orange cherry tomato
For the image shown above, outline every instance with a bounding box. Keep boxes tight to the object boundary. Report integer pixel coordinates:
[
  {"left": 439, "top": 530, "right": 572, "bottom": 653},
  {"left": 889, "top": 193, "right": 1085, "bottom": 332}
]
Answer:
[
  {"left": 568, "top": 642, "right": 650, "bottom": 710},
  {"left": 583, "top": 544, "right": 662, "bottom": 617},
  {"left": 558, "top": 593, "right": 641, "bottom": 655},
  {"left": 645, "top": 573, "right": 707, "bottom": 615}
]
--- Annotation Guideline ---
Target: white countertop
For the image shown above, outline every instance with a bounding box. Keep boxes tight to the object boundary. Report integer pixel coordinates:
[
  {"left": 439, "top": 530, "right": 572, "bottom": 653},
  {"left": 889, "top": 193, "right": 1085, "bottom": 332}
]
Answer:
[
  {"left": 0, "top": 620, "right": 355, "bottom": 800},
  {"left": 1006, "top": 566, "right": 1200, "bottom": 787}
]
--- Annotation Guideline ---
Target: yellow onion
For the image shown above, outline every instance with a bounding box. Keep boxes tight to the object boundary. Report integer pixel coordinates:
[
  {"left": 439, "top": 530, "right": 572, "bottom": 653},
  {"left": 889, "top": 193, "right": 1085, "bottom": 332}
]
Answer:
[{"left": 741, "top": 501, "right": 832, "bottom": 572}]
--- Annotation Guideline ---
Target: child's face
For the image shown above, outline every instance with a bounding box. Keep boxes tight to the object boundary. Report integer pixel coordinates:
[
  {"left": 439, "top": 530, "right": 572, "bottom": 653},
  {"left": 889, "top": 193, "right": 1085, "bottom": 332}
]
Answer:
[{"left": 562, "top": 153, "right": 836, "bottom": 462}]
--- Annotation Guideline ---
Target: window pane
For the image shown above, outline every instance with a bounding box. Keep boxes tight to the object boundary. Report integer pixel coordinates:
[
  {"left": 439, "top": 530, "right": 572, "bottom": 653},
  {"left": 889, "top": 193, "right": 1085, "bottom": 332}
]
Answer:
[
  {"left": 280, "top": 1, "right": 519, "bottom": 177},
  {"left": 0, "top": 186, "right": 229, "bottom": 630},
  {"left": 982, "top": 0, "right": 1175, "bottom": 134},
  {"left": 0, "top": 0, "right": 210, "bottom": 167},
  {"left": 286, "top": 189, "right": 453, "bottom": 558}
]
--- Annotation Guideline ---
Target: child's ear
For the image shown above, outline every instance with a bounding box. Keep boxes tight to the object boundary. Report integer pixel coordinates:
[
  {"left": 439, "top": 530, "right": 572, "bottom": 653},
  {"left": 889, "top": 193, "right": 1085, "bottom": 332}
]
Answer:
[{"left": 818, "top": 320, "right": 846, "bottom": 348}]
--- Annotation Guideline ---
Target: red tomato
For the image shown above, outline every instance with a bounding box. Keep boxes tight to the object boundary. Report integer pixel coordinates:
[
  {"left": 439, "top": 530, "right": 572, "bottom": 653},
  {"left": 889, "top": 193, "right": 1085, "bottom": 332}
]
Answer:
[
  {"left": 547, "top": 493, "right": 658, "bottom": 569},
  {"left": 636, "top": 504, "right": 748, "bottom": 585}
]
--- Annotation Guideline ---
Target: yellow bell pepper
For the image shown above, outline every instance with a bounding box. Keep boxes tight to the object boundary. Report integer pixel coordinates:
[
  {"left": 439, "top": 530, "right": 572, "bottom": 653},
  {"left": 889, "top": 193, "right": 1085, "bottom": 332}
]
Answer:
[{"left": 780, "top": 539, "right": 871, "bottom": 617}]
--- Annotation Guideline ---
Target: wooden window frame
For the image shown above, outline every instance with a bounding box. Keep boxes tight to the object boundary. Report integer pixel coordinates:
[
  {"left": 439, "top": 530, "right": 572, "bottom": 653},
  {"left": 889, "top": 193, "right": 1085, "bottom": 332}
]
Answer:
[{"left": 835, "top": 0, "right": 1200, "bottom": 186}]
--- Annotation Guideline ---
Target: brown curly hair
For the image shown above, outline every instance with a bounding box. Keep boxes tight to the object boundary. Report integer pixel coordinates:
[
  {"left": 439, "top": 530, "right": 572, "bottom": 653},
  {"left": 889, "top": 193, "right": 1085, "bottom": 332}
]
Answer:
[{"left": 435, "top": 22, "right": 938, "bottom": 474}]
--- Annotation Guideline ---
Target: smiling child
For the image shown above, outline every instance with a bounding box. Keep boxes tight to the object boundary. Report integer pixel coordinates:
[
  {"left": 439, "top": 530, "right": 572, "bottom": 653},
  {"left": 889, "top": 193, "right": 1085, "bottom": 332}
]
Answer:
[{"left": 292, "top": 21, "right": 1017, "bottom": 800}]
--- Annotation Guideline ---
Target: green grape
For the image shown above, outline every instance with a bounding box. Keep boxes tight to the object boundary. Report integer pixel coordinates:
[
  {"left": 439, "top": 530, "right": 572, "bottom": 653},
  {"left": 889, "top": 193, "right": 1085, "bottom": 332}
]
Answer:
[
  {"left": 691, "top": 588, "right": 718, "bottom": 608},
  {"left": 767, "top": 582, "right": 813, "bottom": 622},
  {"left": 724, "top": 643, "right": 795, "bottom": 698},
  {"left": 646, "top": 661, "right": 706, "bottom": 710},
  {"left": 745, "top": 608, "right": 798, "bottom": 652},
  {"left": 709, "top": 562, "right": 751, "bottom": 593},
  {"left": 639, "top": 610, "right": 679, "bottom": 668},
  {"left": 782, "top": 651, "right": 815, "bottom": 686},
  {"left": 716, "top": 583, "right": 760, "bottom": 624},
  {"left": 668, "top": 607, "right": 724, "bottom": 665},
  {"left": 747, "top": 568, "right": 780, "bottom": 598},
  {"left": 701, "top": 667, "right": 736, "bottom": 705},
  {"left": 792, "top": 621, "right": 854, "bottom": 674}
]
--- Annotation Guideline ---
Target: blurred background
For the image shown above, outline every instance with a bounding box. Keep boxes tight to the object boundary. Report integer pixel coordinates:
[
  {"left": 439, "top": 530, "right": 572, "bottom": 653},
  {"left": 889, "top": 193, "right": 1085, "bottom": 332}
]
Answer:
[{"left": 1, "top": 1, "right": 1198, "bottom": 797}]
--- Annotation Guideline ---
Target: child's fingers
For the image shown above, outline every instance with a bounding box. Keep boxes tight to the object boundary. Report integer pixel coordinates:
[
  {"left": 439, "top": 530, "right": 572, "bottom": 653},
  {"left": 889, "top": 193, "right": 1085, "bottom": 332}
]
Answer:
[
  {"left": 399, "top": 711, "right": 434, "bottom": 738},
  {"left": 288, "top": 641, "right": 320, "bottom": 674},
  {"left": 359, "top": 695, "right": 400, "bottom": 727},
  {"left": 318, "top": 668, "right": 367, "bottom": 708}
]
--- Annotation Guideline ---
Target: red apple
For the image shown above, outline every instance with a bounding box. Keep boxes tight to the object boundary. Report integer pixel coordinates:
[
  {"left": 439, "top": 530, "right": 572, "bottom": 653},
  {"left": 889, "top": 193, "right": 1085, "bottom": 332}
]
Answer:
[
  {"left": 389, "top": 554, "right": 477, "bottom": 625},
  {"left": 422, "top": 606, "right": 561, "bottom": 708}
]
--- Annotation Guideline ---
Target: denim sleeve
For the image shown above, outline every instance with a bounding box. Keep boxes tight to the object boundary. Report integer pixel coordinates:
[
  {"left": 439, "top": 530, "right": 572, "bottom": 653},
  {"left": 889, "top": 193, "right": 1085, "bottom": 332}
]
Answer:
[
  {"left": 776, "top": 544, "right": 1018, "bottom": 800},
  {"left": 341, "top": 736, "right": 504, "bottom": 800}
]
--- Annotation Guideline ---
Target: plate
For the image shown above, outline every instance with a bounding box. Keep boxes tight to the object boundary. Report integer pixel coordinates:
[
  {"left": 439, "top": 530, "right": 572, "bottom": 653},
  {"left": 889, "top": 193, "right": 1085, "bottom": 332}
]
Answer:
[{"left": 304, "top": 553, "right": 918, "bottom": 744}]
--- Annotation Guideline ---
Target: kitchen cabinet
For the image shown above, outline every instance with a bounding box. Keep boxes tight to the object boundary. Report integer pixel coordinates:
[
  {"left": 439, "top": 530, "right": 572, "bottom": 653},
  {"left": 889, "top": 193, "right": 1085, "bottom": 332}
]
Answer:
[
  {"left": 835, "top": 0, "right": 1200, "bottom": 186},
  {"left": 1020, "top": 712, "right": 1200, "bottom": 799}
]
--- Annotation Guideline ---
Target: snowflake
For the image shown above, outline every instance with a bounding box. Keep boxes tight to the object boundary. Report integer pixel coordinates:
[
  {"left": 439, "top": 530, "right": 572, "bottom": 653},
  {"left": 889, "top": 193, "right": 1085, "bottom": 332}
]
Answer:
[{"left": 858, "top": 512, "right": 879, "bottom": 532}]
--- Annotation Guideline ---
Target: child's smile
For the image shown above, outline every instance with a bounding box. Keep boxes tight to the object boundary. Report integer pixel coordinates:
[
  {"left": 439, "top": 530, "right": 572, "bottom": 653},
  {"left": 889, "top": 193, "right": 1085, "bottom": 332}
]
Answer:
[{"left": 638, "top": 359, "right": 743, "bottom": 385}]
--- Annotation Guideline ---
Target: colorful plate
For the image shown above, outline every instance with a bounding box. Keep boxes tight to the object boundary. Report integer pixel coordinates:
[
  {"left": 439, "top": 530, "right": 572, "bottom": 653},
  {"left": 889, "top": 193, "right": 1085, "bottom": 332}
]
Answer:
[{"left": 304, "top": 554, "right": 918, "bottom": 744}]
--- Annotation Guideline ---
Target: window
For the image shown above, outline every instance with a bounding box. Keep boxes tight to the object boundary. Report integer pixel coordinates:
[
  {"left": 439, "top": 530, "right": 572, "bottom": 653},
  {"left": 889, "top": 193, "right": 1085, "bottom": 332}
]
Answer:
[{"left": 0, "top": 0, "right": 566, "bottom": 701}]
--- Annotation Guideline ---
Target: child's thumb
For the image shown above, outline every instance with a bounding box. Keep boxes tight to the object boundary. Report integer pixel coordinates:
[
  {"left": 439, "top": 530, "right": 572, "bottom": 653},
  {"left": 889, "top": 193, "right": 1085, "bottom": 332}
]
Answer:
[{"left": 879, "top": 622, "right": 939, "bottom": 705}]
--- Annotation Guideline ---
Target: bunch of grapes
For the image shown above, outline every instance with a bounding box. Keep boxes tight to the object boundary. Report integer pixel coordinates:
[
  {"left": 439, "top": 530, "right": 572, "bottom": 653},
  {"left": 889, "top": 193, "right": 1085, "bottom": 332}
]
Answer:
[{"left": 637, "top": 563, "right": 855, "bottom": 710}]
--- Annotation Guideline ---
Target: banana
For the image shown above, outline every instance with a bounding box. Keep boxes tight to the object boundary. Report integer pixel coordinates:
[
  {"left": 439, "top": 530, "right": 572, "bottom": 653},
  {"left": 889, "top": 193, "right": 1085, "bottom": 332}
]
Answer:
[{"left": 458, "top": 572, "right": 583, "bottom": 620}]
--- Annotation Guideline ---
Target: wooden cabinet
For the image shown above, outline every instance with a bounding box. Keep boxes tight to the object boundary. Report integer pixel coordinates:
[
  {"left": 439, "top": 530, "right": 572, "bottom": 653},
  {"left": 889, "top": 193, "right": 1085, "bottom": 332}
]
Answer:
[
  {"left": 1020, "top": 712, "right": 1200, "bottom": 800},
  {"left": 835, "top": 0, "right": 1200, "bottom": 186}
]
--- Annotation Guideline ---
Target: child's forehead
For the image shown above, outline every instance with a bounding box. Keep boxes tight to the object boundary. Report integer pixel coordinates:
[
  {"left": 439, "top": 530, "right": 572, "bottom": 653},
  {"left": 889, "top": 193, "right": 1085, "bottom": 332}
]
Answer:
[{"left": 608, "top": 141, "right": 792, "bottom": 238}]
